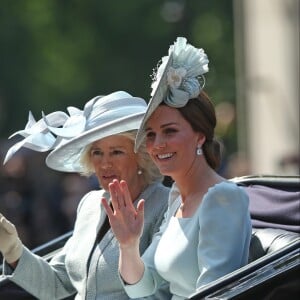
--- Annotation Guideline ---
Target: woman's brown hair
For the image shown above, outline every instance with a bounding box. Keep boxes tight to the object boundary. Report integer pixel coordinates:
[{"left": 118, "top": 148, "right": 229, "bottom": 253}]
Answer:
[{"left": 177, "top": 90, "right": 222, "bottom": 170}]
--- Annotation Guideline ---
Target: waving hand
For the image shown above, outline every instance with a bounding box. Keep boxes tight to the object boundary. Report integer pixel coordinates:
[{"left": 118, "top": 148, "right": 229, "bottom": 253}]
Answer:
[{"left": 101, "top": 179, "right": 144, "bottom": 248}]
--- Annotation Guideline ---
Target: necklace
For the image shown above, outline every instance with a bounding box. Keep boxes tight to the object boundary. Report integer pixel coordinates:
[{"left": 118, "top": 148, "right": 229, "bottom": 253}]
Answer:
[{"left": 180, "top": 202, "right": 185, "bottom": 211}]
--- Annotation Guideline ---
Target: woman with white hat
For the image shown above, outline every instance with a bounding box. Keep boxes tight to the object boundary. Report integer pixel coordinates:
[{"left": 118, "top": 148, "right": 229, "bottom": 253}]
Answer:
[
  {"left": 102, "top": 38, "right": 252, "bottom": 299},
  {"left": 0, "top": 91, "right": 171, "bottom": 299}
]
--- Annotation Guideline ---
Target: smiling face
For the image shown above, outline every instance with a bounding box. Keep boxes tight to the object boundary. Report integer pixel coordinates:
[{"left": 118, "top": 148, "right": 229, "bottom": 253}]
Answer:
[
  {"left": 145, "top": 105, "right": 204, "bottom": 178},
  {"left": 89, "top": 135, "right": 144, "bottom": 198}
]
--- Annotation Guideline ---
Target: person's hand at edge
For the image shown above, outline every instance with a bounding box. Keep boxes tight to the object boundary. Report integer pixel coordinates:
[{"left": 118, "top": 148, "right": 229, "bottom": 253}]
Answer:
[{"left": 0, "top": 213, "right": 23, "bottom": 266}]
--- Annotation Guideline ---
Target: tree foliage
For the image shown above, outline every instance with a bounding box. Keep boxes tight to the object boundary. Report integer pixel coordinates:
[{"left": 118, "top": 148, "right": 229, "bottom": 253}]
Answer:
[{"left": 0, "top": 0, "right": 236, "bottom": 150}]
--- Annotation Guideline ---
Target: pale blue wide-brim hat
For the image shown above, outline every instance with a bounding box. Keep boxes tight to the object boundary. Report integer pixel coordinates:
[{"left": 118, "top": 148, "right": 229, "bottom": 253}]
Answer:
[{"left": 4, "top": 91, "right": 147, "bottom": 173}]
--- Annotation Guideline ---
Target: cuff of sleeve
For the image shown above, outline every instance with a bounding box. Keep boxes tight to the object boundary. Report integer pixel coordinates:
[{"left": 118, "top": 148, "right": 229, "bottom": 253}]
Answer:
[
  {"left": 2, "top": 245, "right": 27, "bottom": 277},
  {"left": 120, "top": 266, "right": 156, "bottom": 298},
  {"left": 2, "top": 258, "right": 14, "bottom": 276}
]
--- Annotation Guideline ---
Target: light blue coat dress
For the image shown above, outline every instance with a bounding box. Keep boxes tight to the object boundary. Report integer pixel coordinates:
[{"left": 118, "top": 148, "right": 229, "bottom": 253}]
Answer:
[
  {"left": 124, "top": 181, "right": 252, "bottom": 300},
  {"left": 3, "top": 182, "right": 171, "bottom": 300}
]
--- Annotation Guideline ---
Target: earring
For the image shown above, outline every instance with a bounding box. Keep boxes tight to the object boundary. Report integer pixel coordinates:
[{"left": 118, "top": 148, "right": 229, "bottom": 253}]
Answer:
[
  {"left": 196, "top": 145, "right": 203, "bottom": 156},
  {"left": 138, "top": 170, "right": 143, "bottom": 175}
]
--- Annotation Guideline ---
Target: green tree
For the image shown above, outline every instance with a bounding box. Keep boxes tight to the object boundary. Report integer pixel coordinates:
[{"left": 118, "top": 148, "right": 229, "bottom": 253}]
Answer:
[{"left": 0, "top": 0, "right": 236, "bottom": 155}]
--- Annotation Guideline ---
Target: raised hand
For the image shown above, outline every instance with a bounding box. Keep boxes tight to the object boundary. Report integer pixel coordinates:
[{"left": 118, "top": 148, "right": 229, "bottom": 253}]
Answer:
[
  {"left": 0, "top": 213, "right": 23, "bottom": 264},
  {"left": 101, "top": 179, "right": 144, "bottom": 248}
]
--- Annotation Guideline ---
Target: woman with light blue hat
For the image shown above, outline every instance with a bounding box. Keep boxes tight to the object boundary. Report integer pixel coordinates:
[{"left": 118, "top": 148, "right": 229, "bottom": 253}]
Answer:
[
  {"left": 0, "top": 91, "right": 171, "bottom": 299},
  {"left": 102, "top": 38, "right": 252, "bottom": 299}
]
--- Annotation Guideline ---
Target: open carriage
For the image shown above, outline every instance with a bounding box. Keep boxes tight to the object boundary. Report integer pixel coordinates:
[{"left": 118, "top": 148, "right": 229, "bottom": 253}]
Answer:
[{"left": 1, "top": 175, "right": 299, "bottom": 300}]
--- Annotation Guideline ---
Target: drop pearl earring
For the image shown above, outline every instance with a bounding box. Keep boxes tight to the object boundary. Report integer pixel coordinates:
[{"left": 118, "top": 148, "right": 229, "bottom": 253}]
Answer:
[{"left": 196, "top": 146, "right": 203, "bottom": 156}]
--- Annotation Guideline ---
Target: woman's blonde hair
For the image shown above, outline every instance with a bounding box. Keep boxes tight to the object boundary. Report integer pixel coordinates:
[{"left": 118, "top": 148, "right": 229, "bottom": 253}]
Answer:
[{"left": 79, "top": 130, "right": 163, "bottom": 185}]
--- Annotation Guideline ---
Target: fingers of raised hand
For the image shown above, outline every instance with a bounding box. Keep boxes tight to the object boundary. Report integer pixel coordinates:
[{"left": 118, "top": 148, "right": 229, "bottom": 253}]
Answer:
[
  {"left": 109, "top": 179, "right": 133, "bottom": 211},
  {"left": 101, "top": 197, "right": 113, "bottom": 218},
  {"left": 108, "top": 180, "right": 120, "bottom": 209},
  {"left": 136, "top": 199, "right": 145, "bottom": 215},
  {"left": 120, "top": 180, "right": 135, "bottom": 210},
  {"left": 0, "top": 213, "right": 16, "bottom": 235}
]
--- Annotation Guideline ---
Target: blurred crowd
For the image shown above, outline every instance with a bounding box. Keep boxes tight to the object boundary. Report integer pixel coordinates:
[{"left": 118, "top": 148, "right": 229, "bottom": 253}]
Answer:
[
  {"left": 0, "top": 139, "right": 98, "bottom": 249},
  {"left": 1, "top": 138, "right": 298, "bottom": 251},
  {"left": 0, "top": 138, "right": 243, "bottom": 251}
]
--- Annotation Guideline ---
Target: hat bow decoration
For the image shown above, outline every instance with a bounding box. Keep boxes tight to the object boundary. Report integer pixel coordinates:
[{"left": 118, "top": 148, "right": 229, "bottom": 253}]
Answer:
[
  {"left": 3, "top": 95, "right": 105, "bottom": 164},
  {"left": 3, "top": 110, "right": 69, "bottom": 164}
]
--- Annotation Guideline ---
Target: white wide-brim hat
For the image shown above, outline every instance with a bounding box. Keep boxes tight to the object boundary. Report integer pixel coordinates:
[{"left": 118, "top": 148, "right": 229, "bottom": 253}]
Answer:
[
  {"left": 134, "top": 37, "right": 209, "bottom": 152},
  {"left": 4, "top": 91, "right": 147, "bottom": 173}
]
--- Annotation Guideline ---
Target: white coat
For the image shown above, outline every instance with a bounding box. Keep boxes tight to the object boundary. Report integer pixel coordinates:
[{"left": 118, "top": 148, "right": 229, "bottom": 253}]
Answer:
[{"left": 3, "top": 182, "right": 171, "bottom": 300}]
